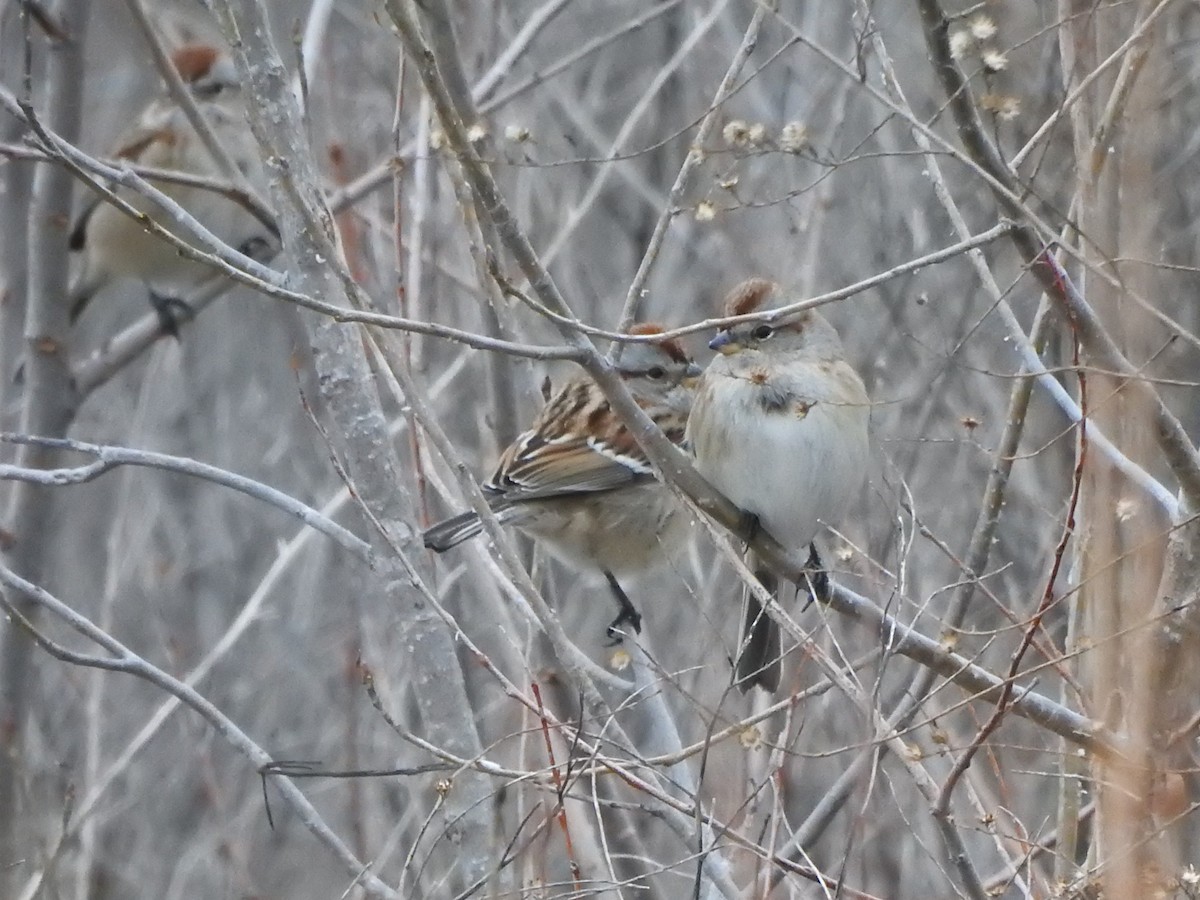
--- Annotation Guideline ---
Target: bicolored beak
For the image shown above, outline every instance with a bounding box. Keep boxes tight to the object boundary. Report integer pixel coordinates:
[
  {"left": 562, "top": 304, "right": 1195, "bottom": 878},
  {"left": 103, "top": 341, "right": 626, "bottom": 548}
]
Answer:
[
  {"left": 682, "top": 361, "right": 703, "bottom": 388},
  {"left": 708, "top": 330, "right": 742, "bottom": 355}
]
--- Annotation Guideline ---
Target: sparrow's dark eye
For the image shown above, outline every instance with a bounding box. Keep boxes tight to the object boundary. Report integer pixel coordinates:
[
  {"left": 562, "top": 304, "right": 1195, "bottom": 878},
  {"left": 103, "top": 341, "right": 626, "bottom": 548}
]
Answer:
[
  {"left": 646, "top": 366, "right": 667, "bottom": 380},
  {"left": 752, "top": 324, "right": 774, "bottom": 340}
]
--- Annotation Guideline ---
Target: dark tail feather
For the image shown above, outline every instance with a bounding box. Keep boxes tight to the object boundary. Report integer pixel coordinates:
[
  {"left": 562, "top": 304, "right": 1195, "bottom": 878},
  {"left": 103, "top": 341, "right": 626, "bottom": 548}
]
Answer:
[
  {"left": 69, "top": 294, "right": 89, "bottom": 324},
  {"left": 69, "top": 284, "right": 96, "bottom": 325},
  {"left": 423, "top": 509, "right": 486, "bottom": 552},
  {"left": 67, "top": 199, "right": 102, "bottom": 324},
  {"left": 735, "top": 565, "right": 783, "bottom": 693},
  {"left": 69, "top": 197, "right": 98, "bottom": 252},
  {"left": 68, "top": 269, "right": 107, "bottom": 325}
]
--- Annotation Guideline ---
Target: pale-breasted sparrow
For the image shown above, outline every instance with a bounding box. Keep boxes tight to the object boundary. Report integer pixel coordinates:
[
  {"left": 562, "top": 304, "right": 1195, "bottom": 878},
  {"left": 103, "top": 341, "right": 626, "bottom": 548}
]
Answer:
[
  {"left": 69, "top": 43, "right": 269, "bottom": 335},
  {"left": 424, "top": 325, "right": 700, "bottom": 640},
  {"left": 686, "top": 278, "right": 870, "bottom": 691}
]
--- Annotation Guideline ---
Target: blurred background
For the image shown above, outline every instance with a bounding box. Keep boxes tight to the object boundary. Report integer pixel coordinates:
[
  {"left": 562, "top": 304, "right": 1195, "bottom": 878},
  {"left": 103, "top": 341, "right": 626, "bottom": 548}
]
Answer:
[{"left": 2, "top": 0, "right": 1199, "bottom": 897}]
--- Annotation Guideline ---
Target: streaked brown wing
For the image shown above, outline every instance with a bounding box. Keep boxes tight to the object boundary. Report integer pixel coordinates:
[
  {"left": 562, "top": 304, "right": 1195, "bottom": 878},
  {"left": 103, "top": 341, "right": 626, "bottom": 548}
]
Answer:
[
  {"left": 487, "top": 432, "right": 649, "bottom": 500},
  {"left": 483, "top": 373, "right": 685, "bottom": 501}
]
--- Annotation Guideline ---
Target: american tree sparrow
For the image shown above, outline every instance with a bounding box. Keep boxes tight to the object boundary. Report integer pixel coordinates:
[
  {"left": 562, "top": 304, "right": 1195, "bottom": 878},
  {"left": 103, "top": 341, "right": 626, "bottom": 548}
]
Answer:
[
  {"left": 424, "top": 325, "right": 700, "bottom": 640},
  {"left": 69, "top": 43, "right": 269, "bottom": 335},
  {"left": 686, "top": 278, "right": 870, "bottom": 691}
]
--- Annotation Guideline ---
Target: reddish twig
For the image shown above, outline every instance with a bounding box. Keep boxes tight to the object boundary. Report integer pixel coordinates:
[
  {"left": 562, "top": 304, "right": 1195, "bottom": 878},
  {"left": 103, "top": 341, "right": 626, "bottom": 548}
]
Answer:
[
  {"left": 530, "top": 682, "right": 582, "bottom": 892},
  {"left": 936, "top": 247, "right": 1090, "bottom": 815}
]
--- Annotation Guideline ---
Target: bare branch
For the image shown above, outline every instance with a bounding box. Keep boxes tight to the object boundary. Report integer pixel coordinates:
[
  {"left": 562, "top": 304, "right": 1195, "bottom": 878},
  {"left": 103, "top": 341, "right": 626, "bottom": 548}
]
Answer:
[
  {"left": 0, "top": 433, "right": 370, "bottom": 558},
  {"left": 0, "top": 565, "right": 402, "bottom": 900}
]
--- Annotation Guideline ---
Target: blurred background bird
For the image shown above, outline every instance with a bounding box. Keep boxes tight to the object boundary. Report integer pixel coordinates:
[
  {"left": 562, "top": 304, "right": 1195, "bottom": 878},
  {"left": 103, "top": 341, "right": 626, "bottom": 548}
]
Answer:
[{"left": 68, "top": 42, "right": 272, "bottom": 336}]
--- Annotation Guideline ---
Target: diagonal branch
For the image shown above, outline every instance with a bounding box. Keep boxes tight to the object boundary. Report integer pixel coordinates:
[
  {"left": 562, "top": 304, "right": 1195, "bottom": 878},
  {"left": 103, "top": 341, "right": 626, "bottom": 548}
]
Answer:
[
  {"left": 0, "top": 565, "right": 402, "bottom": 900},
  {"left": 0, "top": 434, "right": 370, "bottom": 558},
  {"left": 616, "top": 1, "right": 773, "bottom": 333}
]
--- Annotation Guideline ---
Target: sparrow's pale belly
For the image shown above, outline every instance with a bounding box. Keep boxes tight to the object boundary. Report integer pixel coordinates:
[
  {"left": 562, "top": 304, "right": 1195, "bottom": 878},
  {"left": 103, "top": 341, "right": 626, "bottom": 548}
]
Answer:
[
  {"left": 86, "top": 180, "right": 258, "bottom": 292},
  {"left": 87, "top": 196, "right": 203, "bottom": 278},
  {"left": 691, "top": 377, "right": 868, "bottom": 552},
  {"left": 515, "top": 481, "right": 688, "bottom": 575}
]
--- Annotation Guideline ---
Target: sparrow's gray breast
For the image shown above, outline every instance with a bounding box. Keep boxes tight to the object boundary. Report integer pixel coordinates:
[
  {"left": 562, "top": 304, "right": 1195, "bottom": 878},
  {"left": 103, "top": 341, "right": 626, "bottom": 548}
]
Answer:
[{"left": 756, "top": 380, "right": 792, "bottom": 413}]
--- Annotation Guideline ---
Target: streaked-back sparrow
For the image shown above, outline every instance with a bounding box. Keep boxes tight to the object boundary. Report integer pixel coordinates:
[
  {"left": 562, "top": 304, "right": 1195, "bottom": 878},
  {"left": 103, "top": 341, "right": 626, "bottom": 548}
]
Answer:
[
  {"left": 69, "top": 43, "right": 269, "bottom": 335},
  {"left": 686, "top": 278, "right": 870, "bottom": 691},
  {"left": 424, "top": 325, "right": 700, "bottom": 639}
]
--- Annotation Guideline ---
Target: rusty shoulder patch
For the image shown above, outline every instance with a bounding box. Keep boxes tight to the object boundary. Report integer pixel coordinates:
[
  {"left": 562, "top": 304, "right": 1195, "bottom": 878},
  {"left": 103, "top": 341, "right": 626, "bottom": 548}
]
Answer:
[
  {"left": 171, "top": 44, "right": 219, "bottom": 84},
  {"left": 628, "top": 322, "right": 689, "bottom": 365},
  {"left": 723, "top": 278, "right": 777, "bottom": 316}
]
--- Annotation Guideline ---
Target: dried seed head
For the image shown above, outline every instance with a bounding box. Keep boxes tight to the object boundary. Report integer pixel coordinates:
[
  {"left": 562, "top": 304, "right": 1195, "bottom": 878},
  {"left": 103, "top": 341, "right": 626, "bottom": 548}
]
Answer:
[
  {"left": 722, "top": 119, "right": 751, "bottom": 146},
  {"left": 949, "top": 30, "right": 973, "bottom": 60},
  {"left": 1116, "top": 497, "right": 1138, "bottom": 522},
  {"left": 504, "top": 124, "right": 531, "bottom": 143},
  {"left": 694, "top": 200, "right": 717, "bottom": 222},
  {"left": 779, "top": 121, "right": 809, "bottom": 153},
  {"left": 981, "top": 49, "right": 1008, "bottom": 72},
  {"left": 968, "top": 14, "right": 996, "bottom": 40},
  {"left": 980, "top": 93, "right": 1021, "bottom": 120},
  {"left": 737, "top": 725, "right": 762, "bottom": 749}
]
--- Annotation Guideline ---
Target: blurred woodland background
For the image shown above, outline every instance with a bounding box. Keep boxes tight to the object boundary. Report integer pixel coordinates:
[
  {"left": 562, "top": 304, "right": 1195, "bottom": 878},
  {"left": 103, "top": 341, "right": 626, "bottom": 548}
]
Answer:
[{"left": 3, "top": 0, "right": 1200, "bottom": 897}]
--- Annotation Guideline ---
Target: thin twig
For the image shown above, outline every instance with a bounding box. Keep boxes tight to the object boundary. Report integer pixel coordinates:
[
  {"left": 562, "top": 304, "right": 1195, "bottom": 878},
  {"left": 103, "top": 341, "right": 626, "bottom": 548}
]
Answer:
[{"left": 616, "top": 0, "right": 772, "bottom": 335}]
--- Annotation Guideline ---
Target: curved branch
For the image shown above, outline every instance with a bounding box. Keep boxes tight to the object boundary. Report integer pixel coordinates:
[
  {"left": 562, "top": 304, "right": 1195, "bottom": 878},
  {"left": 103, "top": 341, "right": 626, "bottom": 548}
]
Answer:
[
  {"left": 0, "top": 434, "right": 370, "bottom": 559},
  {"left": 0, "top": 565, "right": 401, "bottom": 900}
]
